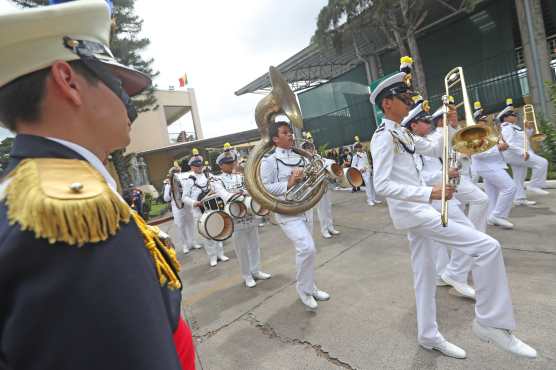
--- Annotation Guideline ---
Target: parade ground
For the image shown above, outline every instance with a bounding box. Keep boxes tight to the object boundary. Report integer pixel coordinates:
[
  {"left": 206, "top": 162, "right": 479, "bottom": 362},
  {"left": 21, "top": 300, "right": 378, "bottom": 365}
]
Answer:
[{"left": 162, "top": 189, "right": 556, "bottom": 370}]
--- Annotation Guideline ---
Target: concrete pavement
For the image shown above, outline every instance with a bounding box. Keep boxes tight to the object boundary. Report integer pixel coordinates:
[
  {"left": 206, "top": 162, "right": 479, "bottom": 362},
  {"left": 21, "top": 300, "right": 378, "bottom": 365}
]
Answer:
[{"left": 161, "top": 188, "right": 556, "bottom": 370}]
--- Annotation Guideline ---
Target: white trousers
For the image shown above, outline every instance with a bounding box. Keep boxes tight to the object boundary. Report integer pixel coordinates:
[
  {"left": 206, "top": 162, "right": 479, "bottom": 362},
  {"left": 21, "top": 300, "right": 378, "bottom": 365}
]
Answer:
[
  {"left": 455, "top": 177, "right": 489, "bottom": 233},
  {"left": 362, "top": 171, "right": 376, "bottom": 203},
  {"left": 476, "top": 169, "right": 516, "bottom": 219},
  {"left": 232, "top": 226, "right": 262, "bottom": 281},
  {"left": 407, "top": 215, "right": 515, "bottom": 347},
  {"left": 279, "top": 218, "right": 316, "bottom": 295},
  {"left": 172, "top": 206, "right": 194, "bottom": 248},
  {"left": 317, "top": 190, "right": 334, "bottom": 235},
  {"left": 432, "top": 201, "right": 474, "bottom": 284},
  {"left": 506, "top": 152, "right": 549, "bottom": 197},
  {"left": 193, "top": 215, "right": 224, "bottom": 259}
]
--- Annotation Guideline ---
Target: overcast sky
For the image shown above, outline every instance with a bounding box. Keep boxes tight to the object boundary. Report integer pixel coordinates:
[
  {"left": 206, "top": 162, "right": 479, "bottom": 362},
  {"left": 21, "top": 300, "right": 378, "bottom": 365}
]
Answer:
[{"left": 0, "top": 0, "right": 328, "bottom": 141}]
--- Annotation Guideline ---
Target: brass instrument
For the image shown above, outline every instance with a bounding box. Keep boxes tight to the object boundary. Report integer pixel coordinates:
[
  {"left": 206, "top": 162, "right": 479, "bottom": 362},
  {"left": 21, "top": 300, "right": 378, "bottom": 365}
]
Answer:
[
  {"left": 440, "top": 67, "right": 498, "bottom": 226},
  {"left": 523, "top": 104, "right": 546, "bottom": 155},
  {"left": 244, "top": 67, "right": 344, "bottom": 215}
]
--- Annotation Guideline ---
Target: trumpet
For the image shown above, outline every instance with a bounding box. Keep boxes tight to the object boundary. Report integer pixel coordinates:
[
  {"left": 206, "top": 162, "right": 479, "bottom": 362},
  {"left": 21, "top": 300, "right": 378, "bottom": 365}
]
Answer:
[{"left": 440, "top": 67, "right": 498, "bottom": 226}]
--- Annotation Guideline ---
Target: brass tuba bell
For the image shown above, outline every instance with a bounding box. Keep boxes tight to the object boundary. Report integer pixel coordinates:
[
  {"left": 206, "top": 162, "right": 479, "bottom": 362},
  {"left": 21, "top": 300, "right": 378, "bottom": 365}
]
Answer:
[{"left": 244, "top": 67, "right": 338, "bottom": 215}]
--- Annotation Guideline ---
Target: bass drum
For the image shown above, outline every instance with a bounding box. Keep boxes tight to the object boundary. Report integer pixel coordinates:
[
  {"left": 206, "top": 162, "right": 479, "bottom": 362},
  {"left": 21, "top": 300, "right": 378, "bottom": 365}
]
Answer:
[
  {"left": 197, "top": 211, "right": 234, "bottom": 241},
  {"left": 243, "top": 196, "right": 270, "bottom": 216},
  {"left": 336, "top": 167, "right": 364, "bottom": 188}
]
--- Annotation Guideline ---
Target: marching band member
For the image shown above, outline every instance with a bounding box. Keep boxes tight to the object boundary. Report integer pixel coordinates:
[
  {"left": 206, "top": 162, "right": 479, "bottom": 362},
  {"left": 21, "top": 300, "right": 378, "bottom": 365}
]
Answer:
[
  {"left": 351, "top": 141, "right": 379, "bottom": 206},
  {"left": 471, "top": 106, "right": 517, "bottom": 229},
  {"left": 261, "top": 122, "right": 330, "bottom": 309},
  {"left": 0, "top": 1, "right": 194, "bottom": 368},
  {"left": 498, "top": 99, "right": 550, "bottom": 204},
  {"left": 213, "top": 147, "right": 272, "bottom": 288},
  {"left": 163, "top": 162, "right": 193, "bottom": 253},
  {"left": 301, "top": 141, "right": 341, "bottom": 239},
  {"left": 404, "top": 104, "right": 475, "bottom": 299},
  {"left": 182, "top": 151, "right": 229, "bottom": 267},
  {"left": 369, "top": 59, "right": 536, "bottom": 358},
  {"left": 432, "top": 104, "right": 490, "bottom": 233}
]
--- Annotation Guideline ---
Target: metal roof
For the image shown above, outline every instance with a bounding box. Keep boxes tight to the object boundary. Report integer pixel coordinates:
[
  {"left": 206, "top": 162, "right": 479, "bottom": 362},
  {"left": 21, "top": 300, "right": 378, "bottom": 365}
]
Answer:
[
  {"left": 139, "top": 128, "right": 260, "bottom": 158},
  {"left": 235, "top": 0, "right": 474, "bottom": 96}
]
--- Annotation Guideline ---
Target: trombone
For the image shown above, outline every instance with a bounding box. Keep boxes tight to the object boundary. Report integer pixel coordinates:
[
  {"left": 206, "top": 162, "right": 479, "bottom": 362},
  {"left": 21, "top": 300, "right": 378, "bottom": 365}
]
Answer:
[
  {"left": 440, "top": 67, "right": 499, "bottom": 226},
  {"left": 522, "top": 104, "right": 546, "bottom": 156}
]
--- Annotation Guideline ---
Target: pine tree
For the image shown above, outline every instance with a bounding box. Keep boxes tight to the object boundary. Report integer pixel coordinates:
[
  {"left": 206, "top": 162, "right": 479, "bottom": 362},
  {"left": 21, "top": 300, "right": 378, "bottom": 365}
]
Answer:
[
  {"left": 10, "top": 0, "right": 158, "bottom": 111},
  {"left": 10, "top": 0, "right": 158, "bottom": 190}
]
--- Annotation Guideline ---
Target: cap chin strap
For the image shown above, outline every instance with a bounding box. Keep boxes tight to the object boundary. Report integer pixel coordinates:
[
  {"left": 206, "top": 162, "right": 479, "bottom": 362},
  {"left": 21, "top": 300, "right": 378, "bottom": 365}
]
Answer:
[{"left": 63, "top": 36, "right": 138, "bottom": 123}]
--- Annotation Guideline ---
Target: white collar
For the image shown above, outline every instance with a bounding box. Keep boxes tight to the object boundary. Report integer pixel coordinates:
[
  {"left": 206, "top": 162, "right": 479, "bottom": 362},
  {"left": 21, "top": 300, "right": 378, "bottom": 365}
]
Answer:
[
  {"left": 275, "top": 147, "right": 293, "bottom": 156},
  {"left": 382, "top": 118, "right": 400, "bottom": 129},
  {"left": 46, "top": 137, "right": 118, "bottom": 194}
]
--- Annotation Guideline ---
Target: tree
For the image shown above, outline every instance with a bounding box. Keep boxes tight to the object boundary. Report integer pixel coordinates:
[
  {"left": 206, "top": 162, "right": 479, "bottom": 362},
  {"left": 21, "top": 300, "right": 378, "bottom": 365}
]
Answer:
[
  {"left": 0, "top": 137, "right": 15, "bottom": 176},
  {"left": 313, "top": 0, "right": 429, "bottom": 96},
  {"left": 10, "top": 0, "right": 158, "bottom": 190}
]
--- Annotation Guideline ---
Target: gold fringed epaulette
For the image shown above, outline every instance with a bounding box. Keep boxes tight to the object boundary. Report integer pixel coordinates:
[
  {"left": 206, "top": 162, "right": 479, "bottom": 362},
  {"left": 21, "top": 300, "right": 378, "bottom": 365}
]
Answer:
[
  {"left": 5, "top": 158, "right": 130, "bottom": 246},
  {"left": 131, "top": 211, "right": 182, "bottom": 290}
]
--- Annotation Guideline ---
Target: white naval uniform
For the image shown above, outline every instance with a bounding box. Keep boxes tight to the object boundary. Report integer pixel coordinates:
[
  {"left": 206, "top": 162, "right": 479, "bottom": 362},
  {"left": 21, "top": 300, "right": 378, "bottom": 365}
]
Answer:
[
  {"left": 315, "top": 158, "right": 337, "bottom": 236},
  {"left": 351, "top": 151, "right": 376, "bottom": 204},
  {"left": 501, "top": 122, "right": 549, "bottom": 198},
  {"left": 471, "top": 141, "right": 516, "bottom": 219},
  {"left": 213, "top": 172, "right": 262, "bottom": 281},
  {"left": 371, "top": 118, "right": 515, "bottom": 347},
  {"left": 181, "top": 172, "right": 224, "bottom": 260},
  {"left": 418, "top": 145, "right": 473, "bottom": 285},
  {"left": 261, "top": 147, "right": 317, "bottom": 296},
  {"left": 163, "top": 175, "right": 194, "bottom": 250},
  {"left": 428, "top": 128, "right": 489, "bottom": 233}
]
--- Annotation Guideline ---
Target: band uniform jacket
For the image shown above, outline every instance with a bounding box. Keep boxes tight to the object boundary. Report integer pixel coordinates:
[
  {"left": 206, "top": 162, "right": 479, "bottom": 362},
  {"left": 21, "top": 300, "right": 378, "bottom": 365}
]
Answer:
[
  {"left": 213, "top": 173, "right": 256, "bottom": 229},
  {"left": 351, "top": 152, "right": 371, "bottom": 174},
  {"left": 500, "top": 122, "right": 528, "bottom": 159},
  {"left": 370, "top": 119, "right": 448, "bottom": 230},
  {"left": 260, "top": 148, "right": 312, "bottom": 224},
  {"left": 181, "top": 171, "right": 211, "bottom": 218},
  {"left": 0, "top": 135, "right": 182, "bottom": 370}
]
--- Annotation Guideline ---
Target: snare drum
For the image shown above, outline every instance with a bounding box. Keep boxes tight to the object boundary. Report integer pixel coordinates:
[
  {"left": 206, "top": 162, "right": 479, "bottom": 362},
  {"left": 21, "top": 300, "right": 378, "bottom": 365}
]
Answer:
[
  {"left": 197, "top": 211, "right": 234, "bottom": 241},
  {"left": 225, "top": 200, "right": 247, "bottom": 218},
  {"left": 201, "top": 194, "right": 225, "bottom": 212}
]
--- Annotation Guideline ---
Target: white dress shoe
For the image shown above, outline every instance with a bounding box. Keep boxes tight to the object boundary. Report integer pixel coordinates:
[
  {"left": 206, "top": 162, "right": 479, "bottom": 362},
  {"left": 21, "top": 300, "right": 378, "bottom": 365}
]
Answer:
[
  {"left": 526, "top": 186, "right": 549, "bottom": 195},
  {"left": 374, "top": 200, "right": 383, "bottom": 204},
  {"left": 299, "top": 293, "right": 318, "bottom": 309},
  {"left": 441, "top": 273, "right": 476, "bottom": 300},
  {"left": 487, "top": 216, "right": 514, "bottom": 229},
  {"left": 252, "top": 271, "right": 272, "bottom": 280},
  {"left": 436, "top": 277, "right": 449, "bottom": 287},
  {"left": 321, "top": 232, "right": 332, "bottom": 239},
  {"left": 217, "top": 254, "right": 229, "bottom": 262},
  {"left": 328, "top": 228, "right": 341, "bottom": 235},
  {"left": 182, "top": 246, "right": 190, "bottom": 254},
  {"left": 209, "top": 256, "right": 218, "bottom": 267},
  {"left": 245, "top": 277, "right": 256, "bottom": 288},
  {"left": 472, "top": 320, "right": 537, "bottom": 358},
  {"left": 514, "top": 199, "right": 536, "bottom": 206},
  {"left": 312, "top": 288, "right": 330, "bottom": 301},
  {"left": 193, "top": 244, "right": 203, "bottom": 250},
  {"left": 367, "top": 201, "right": 376, "bottom": 207},
  {"left": 421, "top": 340, "right": 466, "bottom": 359}
]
